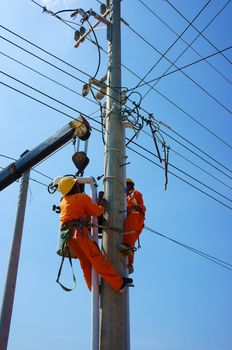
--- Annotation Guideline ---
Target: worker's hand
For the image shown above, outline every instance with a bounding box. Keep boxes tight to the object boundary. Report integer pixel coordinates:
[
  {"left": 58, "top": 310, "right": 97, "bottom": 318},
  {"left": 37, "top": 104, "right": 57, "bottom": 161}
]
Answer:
[
  {"left": 99, "top": 198, "right": 107, "bottom": 211},
  {"left": 97, "top": 191, "right": 105, "bottom": 205}
]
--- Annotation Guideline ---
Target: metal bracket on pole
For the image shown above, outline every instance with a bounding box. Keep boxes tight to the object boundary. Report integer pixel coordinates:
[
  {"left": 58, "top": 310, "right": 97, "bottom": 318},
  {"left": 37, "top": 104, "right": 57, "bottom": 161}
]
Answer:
[{"left": 74, "top": 9, "right": 110, "bottom": 48}]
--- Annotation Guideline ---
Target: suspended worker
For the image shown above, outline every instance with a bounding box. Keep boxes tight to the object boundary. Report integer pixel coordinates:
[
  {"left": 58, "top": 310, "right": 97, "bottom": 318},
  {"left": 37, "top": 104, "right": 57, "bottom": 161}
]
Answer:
[
  {"left": 58, "top": 176, "right": 133, "bottom": 293},
  {"left": 119, "top": 178, "right": 146, "bottom": 274}
]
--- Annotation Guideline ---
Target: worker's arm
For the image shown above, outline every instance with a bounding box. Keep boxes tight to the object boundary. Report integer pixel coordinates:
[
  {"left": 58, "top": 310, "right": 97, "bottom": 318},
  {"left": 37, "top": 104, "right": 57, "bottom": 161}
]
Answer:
[{"left": 83, "top": 194, "right": 105, "bottom": 217}]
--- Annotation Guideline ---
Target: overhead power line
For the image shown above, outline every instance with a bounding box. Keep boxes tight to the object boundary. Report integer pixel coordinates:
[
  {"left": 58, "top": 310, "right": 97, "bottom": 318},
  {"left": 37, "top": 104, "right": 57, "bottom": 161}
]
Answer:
[
  {"left": 2, "top": 39, "right": 231, "bottom": 181},
  {"left": 126, "top": 144, "right": 232, "bottom": 211},
  {"left": 1, "top": 23, "right": 231, "bottom": 153},
  {"left": 125, "top": 19, "right": 232, "bottom": 115},
  {"left": 2, "top": 69, "right": 232, "bottom": 200},
  {"left": 1, "top": 156, "right": 230, "bottom": 273},
  {"left": 144, "top": 226, "right": 232, "bottom": 272},
  {"left": 133, "top": 0, "right": 212, "bottom": 90},
  {"left": 128, "top": 45, "right": 232, "bottom": 89},
  {"left": 127, "top": 138, "right": 232, "bottom": 203},
  {"left": 141, "top": 129, "right": 232, "bottom": 191},
  {"left": 1, "top": 78, "right": 231, "bottom": 211},
  {"left": 120, "top": 31, "right": 232, "bottom": 149},
  {"left": 137, "top": 0, "right": 232, "bottom": 86},
  {"left": 165, "top": 0, "right": 232, "bottom": 65},
  {"left": 138, "top": 0, "right": 232, "bottom": 99}
]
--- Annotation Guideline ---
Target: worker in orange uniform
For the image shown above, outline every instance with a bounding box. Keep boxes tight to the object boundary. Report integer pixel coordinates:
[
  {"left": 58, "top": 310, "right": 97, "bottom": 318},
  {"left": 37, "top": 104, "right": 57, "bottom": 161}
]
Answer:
[
  {"left": 58, "top": 176, "right": 133, "bottom": 293},
  {"left": 119, "top": 178, "right": 146, "bottom": 274}
]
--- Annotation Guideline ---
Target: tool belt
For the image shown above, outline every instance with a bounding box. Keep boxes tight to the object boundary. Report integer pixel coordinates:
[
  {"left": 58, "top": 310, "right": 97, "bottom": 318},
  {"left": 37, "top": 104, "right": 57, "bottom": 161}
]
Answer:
[
  {"left": 56, "top": 217, "right": 90, "bottom": 292},
  {"left": 128, "top": 206, "right": 145, "bottom": 216}
]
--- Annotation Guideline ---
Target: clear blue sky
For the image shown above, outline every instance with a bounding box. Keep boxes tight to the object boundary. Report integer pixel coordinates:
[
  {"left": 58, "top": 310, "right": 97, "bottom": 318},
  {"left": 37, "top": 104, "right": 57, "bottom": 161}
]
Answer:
[{"left": 0, "top": 0, "right": 232, "bottom": 349}]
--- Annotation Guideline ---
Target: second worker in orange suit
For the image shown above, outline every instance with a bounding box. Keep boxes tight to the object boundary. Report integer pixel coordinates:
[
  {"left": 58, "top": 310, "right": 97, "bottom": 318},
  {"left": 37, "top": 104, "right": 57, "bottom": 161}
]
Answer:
[
  {"left": 58, "top": 176, "right": 133, "bottom": 293},
  {"left": 119, "top": 178, "right": 146, "bottom": 274}
]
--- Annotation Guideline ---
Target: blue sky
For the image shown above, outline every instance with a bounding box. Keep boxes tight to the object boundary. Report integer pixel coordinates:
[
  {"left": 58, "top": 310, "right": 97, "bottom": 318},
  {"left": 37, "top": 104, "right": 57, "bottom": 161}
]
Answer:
[{"left": 0, "top": 0, "right": 232, "bottom": 349}]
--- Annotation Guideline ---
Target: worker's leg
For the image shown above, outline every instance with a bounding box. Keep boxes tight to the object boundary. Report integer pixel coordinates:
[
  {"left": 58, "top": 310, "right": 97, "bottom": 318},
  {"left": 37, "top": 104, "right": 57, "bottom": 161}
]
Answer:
[
  {"left": 123, "top": 213, "right": 144, "bottom": 266},
  {"left": 71, "top": 229, "right": 123, "bottom": 291},
  {"left": 67, "top": 231, "right": 92, "bottom": 291}
]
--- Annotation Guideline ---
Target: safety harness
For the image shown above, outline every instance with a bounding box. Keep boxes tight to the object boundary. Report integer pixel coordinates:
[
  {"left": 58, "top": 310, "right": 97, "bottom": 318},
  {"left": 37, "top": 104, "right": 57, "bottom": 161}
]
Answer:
[{"left": 56, "top": 218, "right": 86, "bottom": 292}]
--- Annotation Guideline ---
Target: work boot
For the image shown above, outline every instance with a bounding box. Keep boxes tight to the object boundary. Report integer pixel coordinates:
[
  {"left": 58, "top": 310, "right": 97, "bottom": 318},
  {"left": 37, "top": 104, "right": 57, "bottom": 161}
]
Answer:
[
  {"left": 118, "top": 277, "right": 134, "bottom": 293},
  {"left": 128, "top": 264, "right": 134, "bottom": 274},
  {"left": 118, "top": 243, "right": 132, "bottom": 256}
]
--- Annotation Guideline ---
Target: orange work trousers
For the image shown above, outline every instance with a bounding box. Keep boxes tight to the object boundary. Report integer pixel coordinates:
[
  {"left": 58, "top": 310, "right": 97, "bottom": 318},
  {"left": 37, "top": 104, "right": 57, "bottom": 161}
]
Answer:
[
  {"left": 67, "top": 227, "right": 123, "bottom": 291},
  {"left": 123, "top": 212, "right": 144, "bottom": 266}
]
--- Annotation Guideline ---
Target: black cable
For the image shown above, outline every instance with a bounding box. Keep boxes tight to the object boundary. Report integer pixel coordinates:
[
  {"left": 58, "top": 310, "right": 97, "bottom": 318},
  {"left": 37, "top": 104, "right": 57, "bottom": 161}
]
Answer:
[
  {"left": 142, "top": 0, "right": 232, "bottom": 98},
  {"left": 1, "top": 38, "right": 228, "bottom": 180},
  {"left": 2, "top": 62, "right": 231, "bottom": 185},
  {"left": 1, "top": 78, "right": 231, "bottom": 211},
  {"left": 86, "top": 19, "right": 101, "bottom": 80},
  {"left": 2, "top": 153, "right": 230, "bottom": 272},
  {"left": 138, "top": 45, "right": 232, "bottom": 91},
  {"left": 0, "top": 51, "right": 99, "bottom": 107},
  {"left": 127, "top": 138, "right": 232, "bottom": 203},
  {"left": 144, "top": 226, "right": 232, "bottom": 272},
  {"left": 125, "top": 19, "right": 232, "bottom": 115},
  {"left": 0, "top": 25, "right": 91, "bottom": 79},
  {"left": 133, "top": 0, "right": 212, "bottom": 90},
  {"left": 1, "top": 23, "right": 231, "bottom": 152},
  {"left": 160, "top": 128, "right": 232, "bottom": 179},
  {"left": 1, "top": 22, "right": 231, "bottom": 179},
  {"left": 126, "top": 144, "right": 232, "bottom": 211},
  {"left": 120, "top": 37, "right": 232, "bottom": 150},
  {"left": 165, "top": 0, "right": 232, "bottom": 65},
  {"left": 137, "top": 0, "right": 232, "bottom": 86},
  {"left": 141, "top": 129, "right": 232, "bottom": 191}
]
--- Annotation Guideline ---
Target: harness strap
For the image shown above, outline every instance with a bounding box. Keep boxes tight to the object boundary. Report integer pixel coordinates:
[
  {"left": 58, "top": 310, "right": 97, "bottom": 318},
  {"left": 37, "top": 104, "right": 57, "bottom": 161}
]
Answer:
[
  {"left": 56, "top": 248, "right": 77, "bottom": 292},
  {"left": 56, "top": 218, "right": 86, "bottom": 292}
]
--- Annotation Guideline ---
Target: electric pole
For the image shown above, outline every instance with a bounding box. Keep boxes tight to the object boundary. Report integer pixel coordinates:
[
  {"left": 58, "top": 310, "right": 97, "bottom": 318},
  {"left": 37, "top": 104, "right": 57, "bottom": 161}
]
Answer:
[
  {"left": 0, "top": 169, "right": 30, "bottom": 350},
  {"left": 100, "top": 0, "right": 129, "bottom": 349}
]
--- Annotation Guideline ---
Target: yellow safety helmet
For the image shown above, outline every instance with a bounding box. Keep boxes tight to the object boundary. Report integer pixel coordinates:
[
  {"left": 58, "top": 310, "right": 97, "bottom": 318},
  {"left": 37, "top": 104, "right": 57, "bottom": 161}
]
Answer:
[
  {"left": 126, "top": 178, "right": 135, "bottom": 185},
  {"left": 58, "top": 177, "right": 77, "bottom": 196}
]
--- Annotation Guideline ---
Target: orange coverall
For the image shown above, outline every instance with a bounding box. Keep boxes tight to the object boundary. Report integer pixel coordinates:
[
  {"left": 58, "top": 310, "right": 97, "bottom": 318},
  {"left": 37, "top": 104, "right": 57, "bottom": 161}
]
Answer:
[
  {"left": 60, "top": 193, "right": 123, "bottom": 291},
  {"left": 123, "top": 189, "right": 146, "bottom": 266}
]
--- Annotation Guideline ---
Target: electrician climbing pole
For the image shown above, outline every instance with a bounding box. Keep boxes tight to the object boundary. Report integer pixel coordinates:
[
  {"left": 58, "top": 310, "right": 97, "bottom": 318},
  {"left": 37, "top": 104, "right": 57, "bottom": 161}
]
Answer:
[{"left": 100, "top": 1, "right": 130, "bottom": 349}]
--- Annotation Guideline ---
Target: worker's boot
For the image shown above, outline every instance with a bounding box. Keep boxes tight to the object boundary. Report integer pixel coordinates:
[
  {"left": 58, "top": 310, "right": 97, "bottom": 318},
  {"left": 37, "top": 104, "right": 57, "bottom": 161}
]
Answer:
[
  {"left": 118, "top": 243, "right": 132, "bottom": 256},
  {"left": 118, "top": 277, "right": 134, "bottom": 293}
]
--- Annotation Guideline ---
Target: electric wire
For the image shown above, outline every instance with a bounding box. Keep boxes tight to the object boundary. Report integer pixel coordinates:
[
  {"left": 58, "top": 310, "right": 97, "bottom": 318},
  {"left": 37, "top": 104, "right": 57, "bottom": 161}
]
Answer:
[
  {"left": 119, "top": 34, "right": 232, "bottom": 150},
  {"left": 1, "top": 50, "right": 231, "bottom": 181},
  {"left": 126, "top": 144, "right": 232, "bottom": 211},
  {"left": 3, "top": 41, "right": 231, "bottom": 182},
  {"left": 132, "top": 0, "right": 212, "bottom": 89},
  {"left": 1, "top": 79, "right": 231, "bottom": 210},
  {"left": 144, "top": 226, "right": 232, "bottom": 272},
  {"left": 141, "top": 129, "right": 232, "bottom": 191},
  {"left": 2, "top": 32, "right": 232, "bottom": 183},
  {"left": 1, "top": 22, "right": 231, "bottom": 154},
  {"left": 124, "top": 16, "right": 232, "bottom": 115},
  {"left": 143, "top": 0, "right": 232, "bottom": 93},
  {"left": 30, "top": 0, "right": 100, "bottom": 47},
  {"left": 24, "top": 4, "right": 232, "bottom": 170},
  {"left": 0, "top": 28, "right": 231, "bottom": 180},
  {"left": 159, "top": 126, "right": 232, "bottom": 179},
  {"left": 137, "top": 0, "right": 232, "bottom": 86},
  {"left": 127, "top": 138, "right": 232, "bottom": 203},
  {"left": 0, "top": 51, "right": 99, "bottom": 107},
  {"left": 2, "top": 154, "right": 230, "bottom": 272},
  {"left": 128, "top": 45, "right": 232, "bottom": 89},
  {"left": 165, "top": 0, "right": 232, "bottom": 65}
]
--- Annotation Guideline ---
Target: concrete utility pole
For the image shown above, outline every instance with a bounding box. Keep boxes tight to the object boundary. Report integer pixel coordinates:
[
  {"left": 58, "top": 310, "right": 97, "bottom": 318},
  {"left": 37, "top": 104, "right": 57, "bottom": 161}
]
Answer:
[
  {"left": 0, "top": 169, "right": 30, "bottom": 350},
  {"left": 100, "top": 0, "right": 129, "bottom": 349}
]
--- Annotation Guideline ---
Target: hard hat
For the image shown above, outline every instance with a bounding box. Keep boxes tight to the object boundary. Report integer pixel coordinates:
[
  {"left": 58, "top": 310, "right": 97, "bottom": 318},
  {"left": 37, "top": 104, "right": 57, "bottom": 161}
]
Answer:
[
  {"left": 126, "top": 178, "right": 134, "bottom": 185},
  {"left": 58, "top": 177, "right": 77, "bottom": 196},
  {"left": 52, "top": 176, "right": 63, "bottom": 187}
]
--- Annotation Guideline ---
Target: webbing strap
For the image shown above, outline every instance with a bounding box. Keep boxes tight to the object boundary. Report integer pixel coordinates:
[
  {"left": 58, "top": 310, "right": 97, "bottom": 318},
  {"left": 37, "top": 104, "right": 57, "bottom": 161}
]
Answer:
[{"left": 56, "top": 248, "right": 77, "bottom": 292}]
